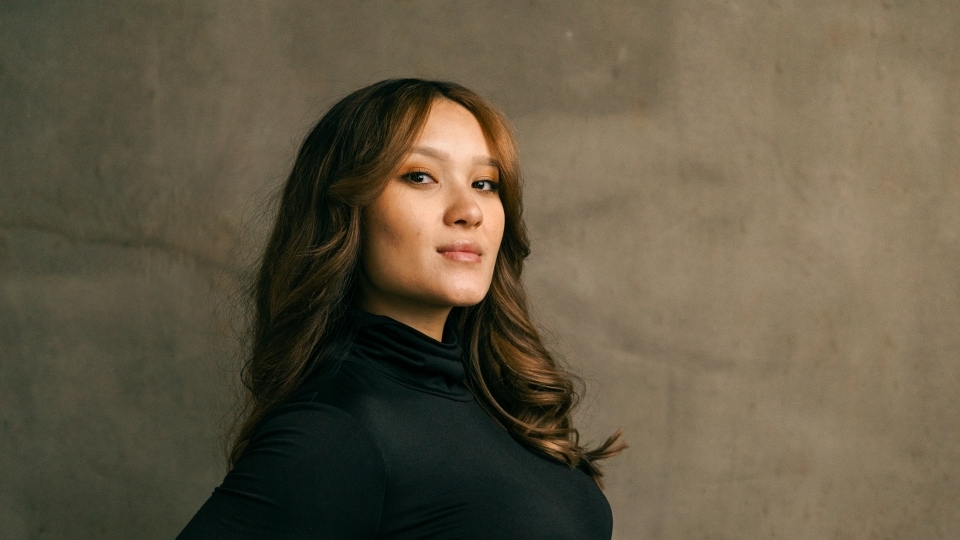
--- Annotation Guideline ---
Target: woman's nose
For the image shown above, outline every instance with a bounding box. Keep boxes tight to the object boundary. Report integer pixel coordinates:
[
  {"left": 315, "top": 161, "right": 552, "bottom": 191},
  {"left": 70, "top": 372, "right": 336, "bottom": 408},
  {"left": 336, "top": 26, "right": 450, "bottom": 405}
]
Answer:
[{"left": 443, "top": 180, "right": 484, "bottom": 227}]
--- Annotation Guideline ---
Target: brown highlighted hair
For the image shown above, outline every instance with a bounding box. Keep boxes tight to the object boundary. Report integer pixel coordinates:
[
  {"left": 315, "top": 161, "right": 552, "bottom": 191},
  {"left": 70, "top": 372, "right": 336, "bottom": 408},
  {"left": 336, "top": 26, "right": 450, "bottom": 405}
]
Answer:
[{"left": 231, "top": 78, "right": 624, "bottom": 482}]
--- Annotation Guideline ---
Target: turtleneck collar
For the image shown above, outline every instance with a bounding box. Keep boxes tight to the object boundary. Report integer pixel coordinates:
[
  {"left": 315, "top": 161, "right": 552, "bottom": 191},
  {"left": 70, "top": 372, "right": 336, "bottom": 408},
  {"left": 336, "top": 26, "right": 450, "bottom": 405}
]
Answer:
[{"left": 349, "top": 310, "right": 472, "bottom": 401}]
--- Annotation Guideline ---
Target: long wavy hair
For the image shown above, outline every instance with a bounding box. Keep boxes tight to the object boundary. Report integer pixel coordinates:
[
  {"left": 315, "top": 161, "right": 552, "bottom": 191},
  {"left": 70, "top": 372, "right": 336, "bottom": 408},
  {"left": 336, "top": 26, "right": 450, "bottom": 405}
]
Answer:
[{"left": 231, "top": 78, "right": 624, "bottom": 483}]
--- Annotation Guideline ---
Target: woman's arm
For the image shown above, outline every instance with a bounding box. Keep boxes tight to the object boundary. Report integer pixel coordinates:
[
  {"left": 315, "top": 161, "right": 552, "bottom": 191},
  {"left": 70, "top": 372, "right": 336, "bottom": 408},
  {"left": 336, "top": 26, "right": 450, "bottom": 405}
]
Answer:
[{"left": 176, "top": 403, "right": 386, "bottom": 539}]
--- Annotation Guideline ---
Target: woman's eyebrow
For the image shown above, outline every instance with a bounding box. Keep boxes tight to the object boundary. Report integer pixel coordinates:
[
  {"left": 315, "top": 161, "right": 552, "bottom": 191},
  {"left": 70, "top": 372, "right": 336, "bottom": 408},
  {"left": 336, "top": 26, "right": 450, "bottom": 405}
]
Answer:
[
  {"left": 409, "top": 146, "right": 449, "bottom": 161},
  {"left": 473, "top": 156, "right": 499, "bottom": 168},
  {"left": 409, "top": 146, "right": 498, "bottom": 168}
]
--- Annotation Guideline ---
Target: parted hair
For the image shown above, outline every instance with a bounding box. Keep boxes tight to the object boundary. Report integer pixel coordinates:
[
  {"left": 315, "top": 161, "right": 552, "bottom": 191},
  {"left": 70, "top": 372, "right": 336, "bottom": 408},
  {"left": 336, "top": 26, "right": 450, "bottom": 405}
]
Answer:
[{"left": 231, "top": 78, "right": 624, "bottom": 483}]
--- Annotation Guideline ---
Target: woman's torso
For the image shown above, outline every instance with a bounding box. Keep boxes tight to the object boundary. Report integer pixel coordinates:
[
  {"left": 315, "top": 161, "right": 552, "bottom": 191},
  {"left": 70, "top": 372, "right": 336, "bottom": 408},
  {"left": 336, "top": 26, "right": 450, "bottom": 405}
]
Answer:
[{"left": 177, "top": 312, "right": 612, "bottom": 540}]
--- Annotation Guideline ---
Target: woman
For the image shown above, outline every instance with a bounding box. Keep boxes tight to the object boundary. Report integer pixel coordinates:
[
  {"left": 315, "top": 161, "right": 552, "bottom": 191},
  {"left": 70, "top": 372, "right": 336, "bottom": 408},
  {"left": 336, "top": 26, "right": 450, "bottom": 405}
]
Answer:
[{"left": 178, "top": 79, "right": 624, "bottom": 539}]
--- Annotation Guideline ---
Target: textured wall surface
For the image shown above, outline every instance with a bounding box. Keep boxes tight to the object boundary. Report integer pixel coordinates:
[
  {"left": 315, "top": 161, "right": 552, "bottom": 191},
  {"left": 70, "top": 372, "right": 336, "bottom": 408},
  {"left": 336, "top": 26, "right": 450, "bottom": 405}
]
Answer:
[{"left": 2, "top": 1, "right": 959, "bottom": 539}]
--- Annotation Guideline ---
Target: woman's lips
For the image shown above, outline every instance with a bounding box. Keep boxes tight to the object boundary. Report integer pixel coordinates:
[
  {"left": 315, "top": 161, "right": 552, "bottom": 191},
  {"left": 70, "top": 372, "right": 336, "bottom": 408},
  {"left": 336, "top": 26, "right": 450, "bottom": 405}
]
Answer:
[{"left": 438, "top": 241, "right": 482, "bottom": 263}]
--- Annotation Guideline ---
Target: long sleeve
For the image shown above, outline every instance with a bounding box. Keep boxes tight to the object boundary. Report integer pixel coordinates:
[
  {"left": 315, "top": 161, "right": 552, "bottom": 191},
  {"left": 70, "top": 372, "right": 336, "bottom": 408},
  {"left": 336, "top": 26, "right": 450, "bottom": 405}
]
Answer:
[{"left": 176, "top": 402, "right": 387, "bottom": 540}]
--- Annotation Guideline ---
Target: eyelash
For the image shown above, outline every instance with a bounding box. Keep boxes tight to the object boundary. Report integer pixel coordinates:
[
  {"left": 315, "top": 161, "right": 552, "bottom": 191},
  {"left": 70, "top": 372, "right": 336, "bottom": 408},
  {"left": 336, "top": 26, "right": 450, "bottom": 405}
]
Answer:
[
  {"left": 472, "top": 179, "right": 500, "bottom": 192},
  {"left": 400, "top": 170, "right": 500, "bottom": 192},
  {"left": 401, "top": 170, "right": 434, "bottom": 184}
]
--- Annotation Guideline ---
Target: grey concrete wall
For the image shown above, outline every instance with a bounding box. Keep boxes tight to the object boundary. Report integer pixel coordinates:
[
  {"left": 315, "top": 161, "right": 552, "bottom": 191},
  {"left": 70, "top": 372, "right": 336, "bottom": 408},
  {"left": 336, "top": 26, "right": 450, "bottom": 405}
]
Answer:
[{"left": 2, "top": 1, "right": 958, "bottom": 538}]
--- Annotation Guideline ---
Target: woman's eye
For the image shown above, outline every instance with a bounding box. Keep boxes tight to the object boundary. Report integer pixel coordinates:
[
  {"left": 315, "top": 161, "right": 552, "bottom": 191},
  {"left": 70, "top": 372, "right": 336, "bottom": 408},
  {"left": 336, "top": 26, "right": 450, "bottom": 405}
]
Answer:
[
  {"left": 473, "top": 179, "right": 500, "bottom": 192},
  {"left": 401, "top": 171, "right": 434, "bottom": 184}
]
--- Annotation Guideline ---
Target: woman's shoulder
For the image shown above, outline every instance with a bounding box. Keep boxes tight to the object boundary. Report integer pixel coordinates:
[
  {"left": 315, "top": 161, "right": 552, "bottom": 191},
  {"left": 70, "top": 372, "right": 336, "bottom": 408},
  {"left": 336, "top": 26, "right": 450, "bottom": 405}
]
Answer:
[
  {"left": 245, "top": 358, "right": 392, "bottom": 447},
  {"left": 178, "top": 399, "right": 387, "bottom": 539},
  {"left": 286, "top": 353, "right": 408, "bottom": 413},
  {"left": 247, "top": 394, "right": 386, "bottom": 473}
]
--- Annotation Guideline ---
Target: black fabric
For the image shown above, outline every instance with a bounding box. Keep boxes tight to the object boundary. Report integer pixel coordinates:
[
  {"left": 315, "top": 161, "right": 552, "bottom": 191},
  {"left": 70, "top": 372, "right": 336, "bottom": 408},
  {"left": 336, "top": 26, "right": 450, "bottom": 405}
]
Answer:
[{"left": 177, "top": 311, "right": 613, "bottom": 539}]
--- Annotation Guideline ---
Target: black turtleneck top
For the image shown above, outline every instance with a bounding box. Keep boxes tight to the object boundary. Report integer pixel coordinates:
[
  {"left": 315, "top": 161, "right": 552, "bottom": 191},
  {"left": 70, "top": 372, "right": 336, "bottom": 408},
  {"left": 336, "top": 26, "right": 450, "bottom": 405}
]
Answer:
[{"left": 177, "top": 312, "right": 612, "bottom": 539}]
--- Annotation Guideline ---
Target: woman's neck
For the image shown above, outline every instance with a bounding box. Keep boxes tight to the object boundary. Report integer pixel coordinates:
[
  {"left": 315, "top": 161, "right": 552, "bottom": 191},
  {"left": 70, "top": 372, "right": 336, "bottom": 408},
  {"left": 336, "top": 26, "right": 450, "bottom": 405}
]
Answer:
[{"left": 358, "top": 295, "right": 452, "bottom": 341}]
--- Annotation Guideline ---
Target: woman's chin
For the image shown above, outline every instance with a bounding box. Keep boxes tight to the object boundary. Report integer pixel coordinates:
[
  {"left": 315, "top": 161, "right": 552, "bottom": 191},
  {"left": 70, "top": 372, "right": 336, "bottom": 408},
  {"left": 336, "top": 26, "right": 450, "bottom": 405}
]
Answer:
[{"left": 434, "top": 287, "right": 490, "bottom": 308}]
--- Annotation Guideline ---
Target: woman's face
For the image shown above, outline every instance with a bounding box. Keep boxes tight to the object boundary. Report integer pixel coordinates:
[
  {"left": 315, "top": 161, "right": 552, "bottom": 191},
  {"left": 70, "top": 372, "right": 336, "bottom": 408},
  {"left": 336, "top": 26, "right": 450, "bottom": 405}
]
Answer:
[{"left": 360, "top": 99, "right": 505, "bottom": 321}]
